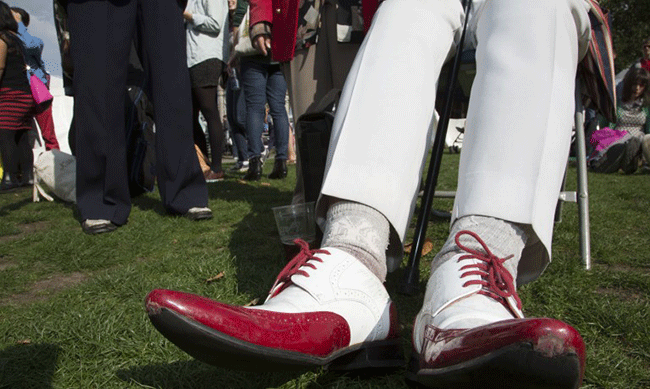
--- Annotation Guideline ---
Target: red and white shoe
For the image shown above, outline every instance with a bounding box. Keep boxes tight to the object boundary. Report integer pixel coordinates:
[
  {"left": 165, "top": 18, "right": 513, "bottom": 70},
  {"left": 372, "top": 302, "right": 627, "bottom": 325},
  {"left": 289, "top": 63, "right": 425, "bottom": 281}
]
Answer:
[
  {"left": 145, "top": 240, "right": 403, "bottom": 371},
  {"left": 409, "top": 231, "right": 585, "bottom": 389}
]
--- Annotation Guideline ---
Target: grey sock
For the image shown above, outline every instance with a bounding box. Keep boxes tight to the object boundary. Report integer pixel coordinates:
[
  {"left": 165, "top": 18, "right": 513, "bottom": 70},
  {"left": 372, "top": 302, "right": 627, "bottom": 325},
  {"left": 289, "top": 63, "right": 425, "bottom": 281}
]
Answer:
[
  {"left": 434, "top": 215, "right": 528, "bottom": 285},
  {"left": 321, "top": 201, "right": 390, "bottom": 282}
]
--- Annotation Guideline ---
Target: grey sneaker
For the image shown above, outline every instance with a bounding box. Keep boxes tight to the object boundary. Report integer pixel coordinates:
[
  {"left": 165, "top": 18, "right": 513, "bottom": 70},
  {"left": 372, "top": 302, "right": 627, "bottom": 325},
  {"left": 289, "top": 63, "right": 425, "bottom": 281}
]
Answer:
[{"left": 185, "top": 207, "right": 213, "bottom": 221}]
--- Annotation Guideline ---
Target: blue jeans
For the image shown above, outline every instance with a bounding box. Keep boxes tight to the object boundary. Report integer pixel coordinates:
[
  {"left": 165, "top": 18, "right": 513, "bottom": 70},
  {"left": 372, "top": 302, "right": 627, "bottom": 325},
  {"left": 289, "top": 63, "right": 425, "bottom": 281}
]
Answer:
[
  {"left": 240, "top": 59, "right": 289, "bottom": 160},
  {"left": 226, "top": 77, "right": 249, "bottom": 162}
]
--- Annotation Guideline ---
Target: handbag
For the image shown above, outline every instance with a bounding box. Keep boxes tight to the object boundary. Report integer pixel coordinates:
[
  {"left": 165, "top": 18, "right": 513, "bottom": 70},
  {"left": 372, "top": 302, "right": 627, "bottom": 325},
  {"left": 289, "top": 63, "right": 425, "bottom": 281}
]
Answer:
[
  {"left": 16, "top": 37, "right": 54, "bottom": 108},
  {"left": 33, "top": 149, "right": 76, "bottom": 203},
  {"left": 29, "top": 73, "right": 54, "bottom": 106}
]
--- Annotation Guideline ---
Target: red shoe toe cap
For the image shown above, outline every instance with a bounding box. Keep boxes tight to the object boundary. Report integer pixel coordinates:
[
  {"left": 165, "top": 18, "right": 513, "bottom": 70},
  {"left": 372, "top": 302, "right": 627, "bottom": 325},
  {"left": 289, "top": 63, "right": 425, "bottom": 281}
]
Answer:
[{"left": 145, "top": 289, "right": 351, "bottom": 357}]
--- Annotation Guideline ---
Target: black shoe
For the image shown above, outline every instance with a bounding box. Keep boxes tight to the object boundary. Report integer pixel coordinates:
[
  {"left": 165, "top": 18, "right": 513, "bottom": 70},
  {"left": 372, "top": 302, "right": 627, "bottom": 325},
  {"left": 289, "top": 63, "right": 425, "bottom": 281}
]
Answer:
[
  {"left": 268, "top": 159, "right": 287, "bottom": 179},
  {"left": 243, "top": 156, "right": 262, "bottom": 181},
  {"left": 1, "top": 178, "right": 29, "bottom": 193},
  {"left": 81, "top": 219, "right": 118, "bottom": 235}
]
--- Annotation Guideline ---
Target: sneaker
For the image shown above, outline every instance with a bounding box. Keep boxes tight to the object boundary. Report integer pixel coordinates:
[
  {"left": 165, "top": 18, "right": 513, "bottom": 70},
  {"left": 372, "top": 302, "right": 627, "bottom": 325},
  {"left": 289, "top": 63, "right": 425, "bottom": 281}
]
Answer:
[
  {"left": 81, "top": 219, "right": 118, "bottom": 235},
  {"left": 145, "top": 240, "right": 404, "bottom": 371},
  {"left": 260, "top": 146, "right": 270, "bottom": 166},
  {"left": 228, "top": 161, "right": 249, "bottom": 173},
  {"left": 408, "top": 231, "right": 585, "bottom": 389},
  {"left": 184, "top": 207, "right": 213, "bottom": 221}
]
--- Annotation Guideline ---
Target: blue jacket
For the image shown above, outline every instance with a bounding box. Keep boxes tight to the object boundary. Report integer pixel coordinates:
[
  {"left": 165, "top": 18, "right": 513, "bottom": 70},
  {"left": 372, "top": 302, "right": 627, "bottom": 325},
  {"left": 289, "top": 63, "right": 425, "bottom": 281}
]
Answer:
[{"left": 16, "top": 22, "right": 48, "bottom": 84}]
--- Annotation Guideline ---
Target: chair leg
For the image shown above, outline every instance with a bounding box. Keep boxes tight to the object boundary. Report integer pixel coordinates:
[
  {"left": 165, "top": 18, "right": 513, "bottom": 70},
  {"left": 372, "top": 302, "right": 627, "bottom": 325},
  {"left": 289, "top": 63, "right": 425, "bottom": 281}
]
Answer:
[{"left": 574, "top": 91, "right": 591, "bottom": 270}]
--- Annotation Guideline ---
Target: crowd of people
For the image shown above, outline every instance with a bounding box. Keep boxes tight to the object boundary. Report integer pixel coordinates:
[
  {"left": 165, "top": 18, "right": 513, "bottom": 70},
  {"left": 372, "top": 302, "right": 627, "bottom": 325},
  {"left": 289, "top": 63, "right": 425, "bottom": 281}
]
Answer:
[{"left": 0, "top": 0, "right": 647, "bottom": 387}]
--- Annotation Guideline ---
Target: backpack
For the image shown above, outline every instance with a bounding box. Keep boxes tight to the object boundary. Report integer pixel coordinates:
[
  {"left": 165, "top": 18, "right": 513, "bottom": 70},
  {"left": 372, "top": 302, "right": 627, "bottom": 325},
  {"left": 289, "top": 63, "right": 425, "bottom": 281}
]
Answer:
[
  {"left": 125, "top": 86, "right": 156, "bottom": 197},
  {"left": 296, "top": 90, "right": 340, "bottom": 204}
]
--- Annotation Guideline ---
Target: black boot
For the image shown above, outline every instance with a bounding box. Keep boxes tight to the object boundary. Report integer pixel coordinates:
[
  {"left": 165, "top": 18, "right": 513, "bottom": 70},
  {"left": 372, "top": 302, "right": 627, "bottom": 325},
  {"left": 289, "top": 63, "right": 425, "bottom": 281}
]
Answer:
[
  {"left": 243, "top": 156, "right": 262, "bottom": 181},
  {"left": 268, "top": 159, "right": 287, "bottom": 179}
]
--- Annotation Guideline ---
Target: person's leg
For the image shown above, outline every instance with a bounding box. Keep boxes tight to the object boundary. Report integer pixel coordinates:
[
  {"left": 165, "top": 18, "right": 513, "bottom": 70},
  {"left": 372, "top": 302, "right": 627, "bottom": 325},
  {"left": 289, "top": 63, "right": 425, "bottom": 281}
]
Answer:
[
  {"left": 138, "top": 0, "right": 209, "bottom": 215},
  {"left": 0, "top": 129, "right": 19, "bottom": 186},
  {"left": 226, "top": 82, "right": 249, "bottom": 168},
  {"left": 266, "top": 64, "right": 290, "bottom": 178},
  {"left": 642, "top": 134, "right": 650, "bottom": 166},
  {"left": 240, "top": 59, "right": 268, "bottom": 180},
  {"left": 191, "top": 90, "right": 209, "bottom": 158},
  {"left": 194, "top": 86, "right": 225, "bottom": 173},
  {"left": 16, "top": 128, "right": 33, "bottom": 185},
  {"left": 410, "top": 1, "right": 591, "bottom": 387},
  {"left": 319, "top": 0, "right": 461, "bottom": 268},
  {"left": 266, "top": 66, "right": 289, "bottom": 160},
  {"left": 67, "top": 0, "right": 136, "bottom": 226},
  {"left": 34, "top": 104, "right": 60, "bottom": 150}
]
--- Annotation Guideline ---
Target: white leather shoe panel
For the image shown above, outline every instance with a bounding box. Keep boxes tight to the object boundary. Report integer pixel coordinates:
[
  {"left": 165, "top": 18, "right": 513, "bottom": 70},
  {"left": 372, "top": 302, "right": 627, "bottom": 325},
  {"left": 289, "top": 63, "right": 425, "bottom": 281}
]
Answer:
[{"left": 254, "top": 248, "right": 393, "bottom": 345}]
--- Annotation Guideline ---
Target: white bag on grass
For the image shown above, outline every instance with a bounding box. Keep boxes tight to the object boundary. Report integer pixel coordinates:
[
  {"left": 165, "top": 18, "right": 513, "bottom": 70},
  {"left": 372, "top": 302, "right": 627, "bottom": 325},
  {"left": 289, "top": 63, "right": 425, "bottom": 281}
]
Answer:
[{"left": 33, "top": 150, "right": 76, "bottom": 203}]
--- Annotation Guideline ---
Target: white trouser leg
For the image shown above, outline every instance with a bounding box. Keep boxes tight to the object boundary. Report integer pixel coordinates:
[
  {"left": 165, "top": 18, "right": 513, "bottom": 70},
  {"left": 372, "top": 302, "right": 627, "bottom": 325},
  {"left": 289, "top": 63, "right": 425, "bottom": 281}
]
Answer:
[
  {"left": 318, "top": 0, "right": 590, "bottom": 279},
  {"left": 318, "top": 0, "right": 464, "bottom": 252},
  {"left": 453, "top": 0, "right": 590, "bottom": 282}
]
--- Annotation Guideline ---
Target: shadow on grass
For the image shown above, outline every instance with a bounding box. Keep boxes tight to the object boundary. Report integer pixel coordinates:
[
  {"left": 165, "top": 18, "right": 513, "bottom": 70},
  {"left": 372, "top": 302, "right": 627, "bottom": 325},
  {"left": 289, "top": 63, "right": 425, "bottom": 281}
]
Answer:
[
  {"left": 118, "top": 359, "right": 412, "bottom": 389},
  {"left": 0, "top": 343, "right": 61, "bottom": 389},
  {"left": 132, "top": 193, "right": 168, "bottom": 216},
  {"left": 117, "top": 359, "right": 308, "bottom": 389},
  {"left": 207, "top": 179, "right": 294, "bottom": 298}
]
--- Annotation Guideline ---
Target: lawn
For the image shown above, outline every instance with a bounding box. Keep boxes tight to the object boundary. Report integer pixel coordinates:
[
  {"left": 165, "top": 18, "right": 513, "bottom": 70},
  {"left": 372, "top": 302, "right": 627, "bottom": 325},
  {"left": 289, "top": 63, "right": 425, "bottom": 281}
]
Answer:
[{"left": 1, "top": 154, "right": 649, "bottom": 389}]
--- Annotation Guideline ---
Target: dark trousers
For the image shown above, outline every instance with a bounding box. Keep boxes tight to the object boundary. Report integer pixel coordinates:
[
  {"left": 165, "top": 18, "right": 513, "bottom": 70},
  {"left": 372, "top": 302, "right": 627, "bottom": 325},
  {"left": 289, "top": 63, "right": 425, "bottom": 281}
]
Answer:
[
  {"left": 67, "top": 0, "right": 207, "bottom": 224},
  {"left": 0, "top": 129, "right": 32, "bottom": 184}
]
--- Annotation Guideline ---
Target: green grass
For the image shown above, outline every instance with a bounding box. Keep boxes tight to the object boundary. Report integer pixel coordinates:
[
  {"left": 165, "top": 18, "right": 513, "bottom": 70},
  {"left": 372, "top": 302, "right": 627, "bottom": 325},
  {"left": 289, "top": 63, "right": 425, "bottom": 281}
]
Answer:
[{"left": 1, "top": 154, "right": 649, "bottom": 388}]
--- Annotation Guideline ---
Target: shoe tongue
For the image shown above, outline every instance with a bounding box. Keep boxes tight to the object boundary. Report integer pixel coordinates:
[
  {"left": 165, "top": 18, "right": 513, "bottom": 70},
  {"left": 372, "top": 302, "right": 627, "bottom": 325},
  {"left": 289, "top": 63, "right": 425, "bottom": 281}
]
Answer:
[
  {"left": 425, "top": 254, "right": 483, "bottom": 318},
  {"left": 424, "top": 252, "right": 524, "bottom": 326}
]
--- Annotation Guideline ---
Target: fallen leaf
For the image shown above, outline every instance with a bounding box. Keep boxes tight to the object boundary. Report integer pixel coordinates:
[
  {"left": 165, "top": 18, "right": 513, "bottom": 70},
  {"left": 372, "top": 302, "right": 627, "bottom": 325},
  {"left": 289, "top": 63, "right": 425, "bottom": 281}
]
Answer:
[
  {"left": 261, "top": 183, "right": 271, "bottom": 187},
  {"left": 16, "top": 339, "right": 31, "bottom": 345},
  {"left": 244, "top": 298, "right": 259, "bottom": 307},
  {"left": 403, "top": 238, "right": 434, "bottom": 256},
  {"left": 206, "top": 272, "right": 225, "bottom": 283}
]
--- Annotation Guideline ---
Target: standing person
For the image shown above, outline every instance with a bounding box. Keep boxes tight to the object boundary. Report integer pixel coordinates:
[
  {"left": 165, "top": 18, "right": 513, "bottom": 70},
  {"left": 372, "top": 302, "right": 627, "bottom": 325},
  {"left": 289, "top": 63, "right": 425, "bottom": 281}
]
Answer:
[
  {"left": 0, "top": 1, "right": 35, "bottom": 192},
  {"left": 185, "top": 0, "right": 230, "bottom": 183},
  {"left": 248, "top": 0, "right": 366, "bottom": 199},
  {"left": 11, "top": 7, "right": 60, "bottom": 151},
  {"left": 64, "top": 0, "right": 212, "bottom": 235},
  {"left": 146, "top": 1, "right": 598, "bottom": 388},
  {"left": 229, "top": 4, "right": 290, "bottom": 181}
]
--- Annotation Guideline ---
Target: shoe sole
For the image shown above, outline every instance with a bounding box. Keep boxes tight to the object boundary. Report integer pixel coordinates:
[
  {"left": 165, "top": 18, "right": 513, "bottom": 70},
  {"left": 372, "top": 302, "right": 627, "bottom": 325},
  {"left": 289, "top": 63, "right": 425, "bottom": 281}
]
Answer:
[
  {"left": 82, "top": 223, "right": 118, "bottom": 235},
  {"left": 185, "top": 211, "right": 213, "bottom": 221},
  {"left": 407, "top": 342, "right": 582, "bottom": 389},
  {"left": 148, "top": 306, "right": 405, "bottom": 372}
]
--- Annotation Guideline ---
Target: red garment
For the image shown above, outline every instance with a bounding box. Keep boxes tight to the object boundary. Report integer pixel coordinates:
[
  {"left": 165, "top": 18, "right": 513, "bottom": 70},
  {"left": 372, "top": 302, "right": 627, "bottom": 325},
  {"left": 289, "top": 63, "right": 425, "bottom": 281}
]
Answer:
[
  {"left": 249, "top": 0, "right": 300, "bottom": 62},
  {"left": 641, "top": 58, "right": 650, "bottom": 73},
  {"left": 0, "top": 88, "right": 35, "bottom": 132},
  {"left": 248, "top": 0, "right": 377, "bottom": 63},
  {"left": 34, "top": 104, "right": 60, "bottom": 150}
]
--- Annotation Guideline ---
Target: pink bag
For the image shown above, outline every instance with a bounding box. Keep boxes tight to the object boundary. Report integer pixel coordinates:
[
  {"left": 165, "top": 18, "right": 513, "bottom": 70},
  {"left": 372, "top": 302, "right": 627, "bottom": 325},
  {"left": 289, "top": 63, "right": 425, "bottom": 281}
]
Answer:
[
  {"left": 589, "top": 127, "right": 627, "bottom": 153},
  {"left": 30, "top": 74, "right": 53, "bottom": 106}
]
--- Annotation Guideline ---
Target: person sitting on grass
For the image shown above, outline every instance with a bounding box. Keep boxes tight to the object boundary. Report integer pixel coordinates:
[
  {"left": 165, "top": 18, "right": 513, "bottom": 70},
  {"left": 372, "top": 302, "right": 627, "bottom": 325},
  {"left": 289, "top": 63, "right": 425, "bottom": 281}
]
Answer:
[{"left": 590, "top": 67, "right": 650, "bottom": 173}]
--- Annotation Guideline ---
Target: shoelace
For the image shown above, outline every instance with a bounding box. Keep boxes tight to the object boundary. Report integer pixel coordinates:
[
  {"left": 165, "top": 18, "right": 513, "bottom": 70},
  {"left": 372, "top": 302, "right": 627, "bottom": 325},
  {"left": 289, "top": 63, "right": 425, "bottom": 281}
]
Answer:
[
  {"left": 455, "top": 230, "right": 522, "bottom": 312},
  {"left": 267, "top": 239, "right": 330, "bottom": 299}
]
